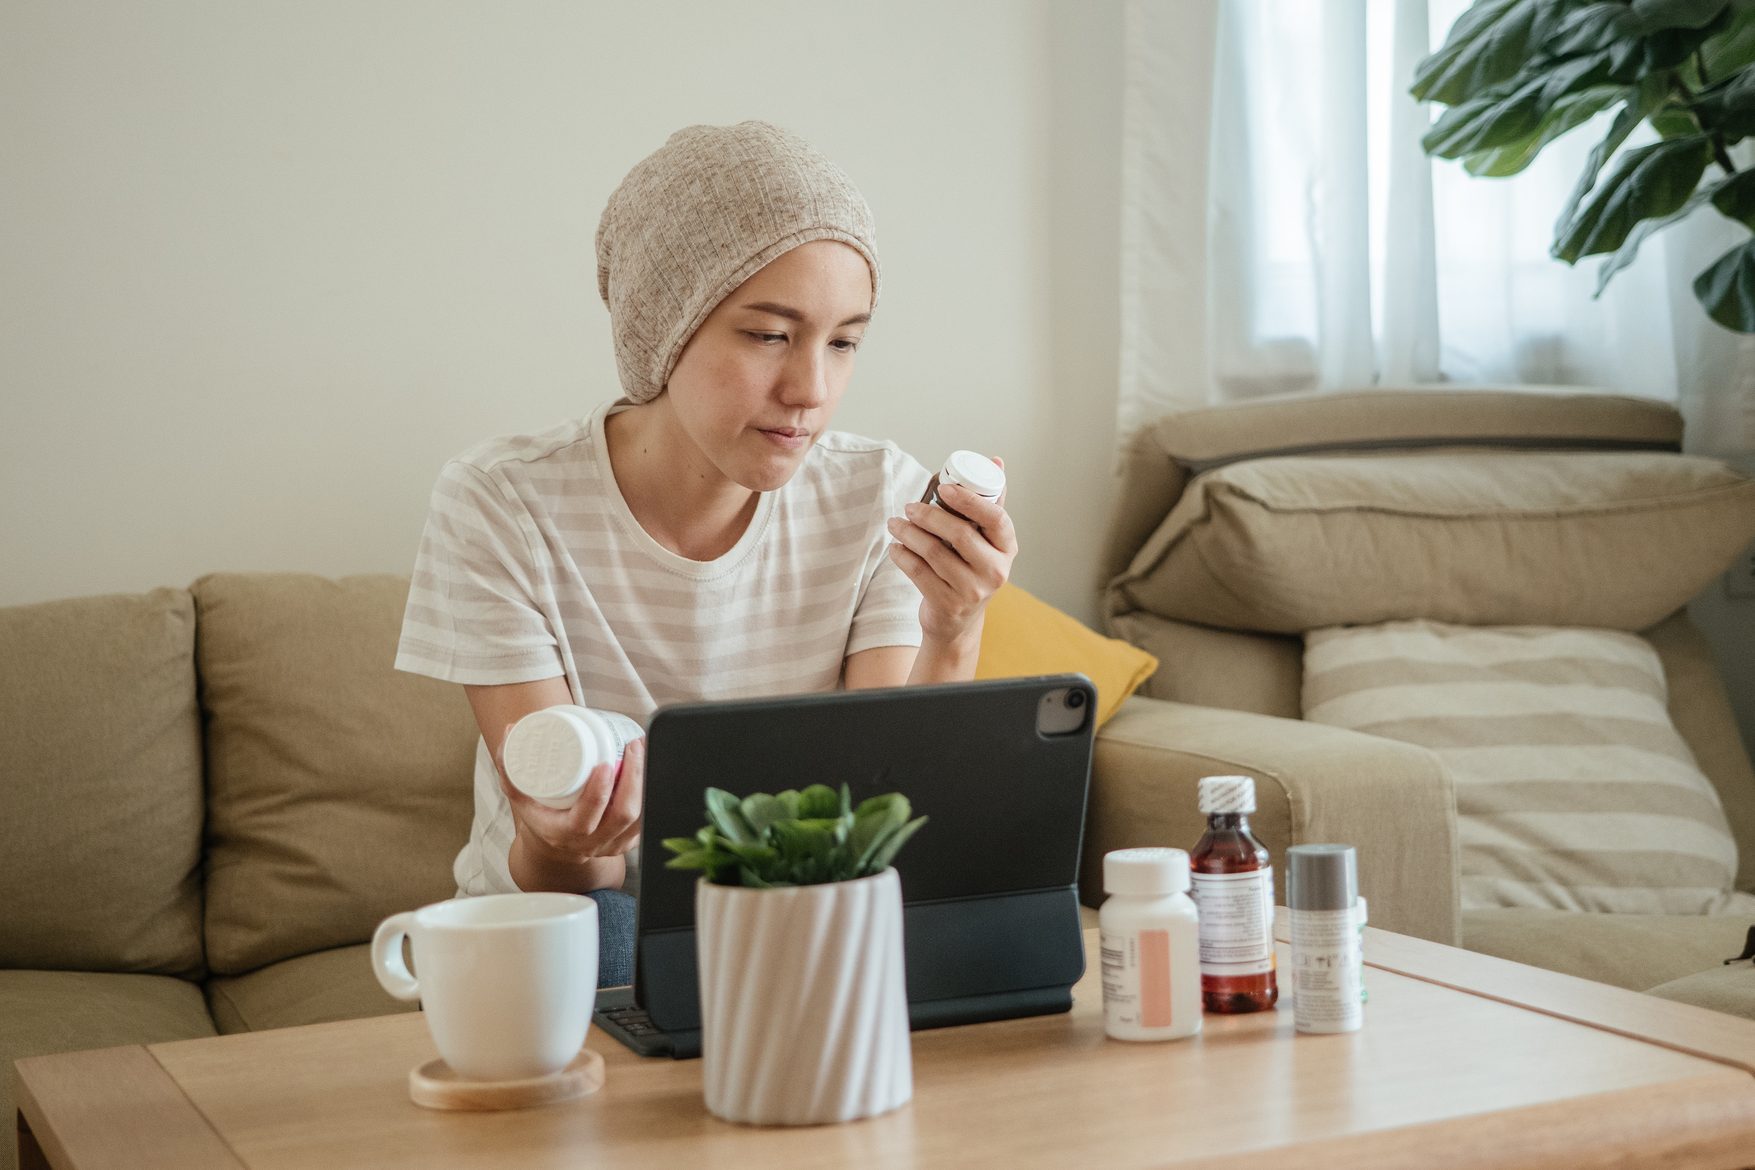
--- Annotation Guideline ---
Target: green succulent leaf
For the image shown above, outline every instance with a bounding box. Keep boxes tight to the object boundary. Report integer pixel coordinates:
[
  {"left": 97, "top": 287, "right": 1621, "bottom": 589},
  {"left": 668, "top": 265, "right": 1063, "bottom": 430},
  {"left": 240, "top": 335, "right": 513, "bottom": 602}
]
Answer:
[
  {"left": 1413, "top": 0, "right": 1560, "bottom": 106},
  {"left": 1555, "top": 135, "right": 1714, "bottom": 261},
  {"left": 740, "top": 793, "right": 790, "bottom": 836},
  {"left": 796, "top": 784, "right": 842, "bottom": 820},
  {"left": 686, "top": 786, "right": 927, "bottom": 885},
  {"left": 705, "top": 788, "right": 757, "bottom": 845},
  {"left": 867, "top": 817, "right": 930, "bottom": 874}
]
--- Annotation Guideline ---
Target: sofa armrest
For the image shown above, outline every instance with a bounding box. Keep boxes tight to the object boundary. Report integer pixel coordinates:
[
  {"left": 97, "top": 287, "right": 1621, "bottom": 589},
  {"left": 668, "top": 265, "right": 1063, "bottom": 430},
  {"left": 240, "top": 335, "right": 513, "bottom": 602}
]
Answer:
[{"left": 1084, "top": 695, "right": 1460, "bottom": 945}]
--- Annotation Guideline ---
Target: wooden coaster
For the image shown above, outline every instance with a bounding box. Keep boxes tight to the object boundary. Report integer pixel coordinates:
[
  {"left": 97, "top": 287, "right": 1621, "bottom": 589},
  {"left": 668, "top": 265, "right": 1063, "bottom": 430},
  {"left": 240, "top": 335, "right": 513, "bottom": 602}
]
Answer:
[{"left": 409, "top": 1048, "right": 605, "bottom": 1112}]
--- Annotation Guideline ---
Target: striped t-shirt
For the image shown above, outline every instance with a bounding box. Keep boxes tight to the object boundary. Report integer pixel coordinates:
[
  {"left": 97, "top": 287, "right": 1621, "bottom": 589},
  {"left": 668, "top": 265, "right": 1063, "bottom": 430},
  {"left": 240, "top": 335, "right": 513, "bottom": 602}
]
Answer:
[{"left": 395, "top": 399, "right": 931, "bottom": 897}]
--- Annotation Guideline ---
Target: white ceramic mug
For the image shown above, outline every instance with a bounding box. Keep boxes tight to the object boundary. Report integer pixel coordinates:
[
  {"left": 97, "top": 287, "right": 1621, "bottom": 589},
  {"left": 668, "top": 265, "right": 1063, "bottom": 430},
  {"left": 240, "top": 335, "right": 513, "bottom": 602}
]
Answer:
[{"left": 371, "top": 892, "right": 598, "bottom": 1081}]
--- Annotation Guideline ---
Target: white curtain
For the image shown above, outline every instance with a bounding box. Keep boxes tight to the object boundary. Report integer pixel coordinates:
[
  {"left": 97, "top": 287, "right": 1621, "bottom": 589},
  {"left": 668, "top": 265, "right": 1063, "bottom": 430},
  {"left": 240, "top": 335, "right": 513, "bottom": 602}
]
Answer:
[{"left": 1118, "top": 0, "right": 1755, "bottom": 457}]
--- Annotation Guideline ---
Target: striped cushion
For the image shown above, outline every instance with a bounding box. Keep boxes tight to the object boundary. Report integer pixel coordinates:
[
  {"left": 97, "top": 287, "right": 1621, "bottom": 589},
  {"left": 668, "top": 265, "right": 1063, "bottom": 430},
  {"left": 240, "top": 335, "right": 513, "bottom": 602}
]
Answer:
[{"left": 1302, "top": 621, "right": 1755, "bottom": 916}]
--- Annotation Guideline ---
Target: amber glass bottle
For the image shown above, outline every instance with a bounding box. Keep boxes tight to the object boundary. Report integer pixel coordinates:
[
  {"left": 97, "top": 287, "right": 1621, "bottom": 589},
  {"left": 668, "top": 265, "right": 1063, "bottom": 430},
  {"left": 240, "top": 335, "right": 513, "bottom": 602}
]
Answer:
[{"left": 1190, "top": 775, "right": 1279, "bottom": 1014}]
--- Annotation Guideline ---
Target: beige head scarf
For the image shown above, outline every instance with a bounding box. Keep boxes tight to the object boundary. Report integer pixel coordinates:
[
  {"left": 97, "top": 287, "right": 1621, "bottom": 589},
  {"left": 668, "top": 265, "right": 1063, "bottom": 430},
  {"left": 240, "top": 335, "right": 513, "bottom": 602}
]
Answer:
[{"left": 595, "top": 121, "right": 881, "bottom": 404}]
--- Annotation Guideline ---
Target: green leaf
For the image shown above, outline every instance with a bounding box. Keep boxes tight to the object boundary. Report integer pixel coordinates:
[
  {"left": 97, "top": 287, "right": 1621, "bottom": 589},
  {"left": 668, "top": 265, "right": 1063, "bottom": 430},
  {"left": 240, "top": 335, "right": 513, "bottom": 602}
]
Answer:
[
  {"left": 1633, "top": 0, "right": 1730, "bottom": 29},
  {"left": 705, "top": 788, "right": 757, "bottom": 845},
  {"left": 797, "top": 784, "right": 841, "bottom": 819},
  {"left": 866, "top": 816, "right": 929, "bottom": 874},
  {"left": 1556, "top": 135, "right": 1714, "bottom": 261},
  {"left": 661, "top": 835, "right": 700, "bottom": 856},
  {"left": 1711, "top": 166, "right": 1755, "bottom": 222},
  {"left": 719, "top": 840, "right": 779, "bottom": 866},
  {"left": 849, "top": 805, "right": 907, "bottom": 868},
  {"left": 1594, "top": 180, "right": 1716, "bottom": 294},
  {"left": 1651, "top": 104, "right": 1705, "bottom": 136},
  {"left": 740, "top": 793, "right": 789, "bottom": 836},
  {"left": 665, "top": 849, "right": 711, "bottom": 870},
  {"left": 1464, "top": 83, "right": 1624, "bottom": 174},
  {"left": 738, "top": 865, "right": 778, "bottom": 889},
  {"left": 856, "top": 793, "right": 913, "bottom": 822},
  {"left": 1692, "top": 236, "right": 1755, "bottom": 328},
  {"left": 1642, "top": 13, "right": 1734, "bottom": 72},
  {"left": 1700, "top": 7, "right": 1755, "bottom": 79},
  {"left": 1552, "top": 3, "right": 1644, "bottom": 62},
  {"left": 1692, "top": 69, "right": 1755, "bottom": 141},
  {"left": 1552, "top": 77, "right": 1673, "bottom": 244},
  {"left": 1413, "top": 0, "right": 1548, "bottom": 106},
  {"left": 1425, "top": 76, "right": 1554, "bottom": 159}
]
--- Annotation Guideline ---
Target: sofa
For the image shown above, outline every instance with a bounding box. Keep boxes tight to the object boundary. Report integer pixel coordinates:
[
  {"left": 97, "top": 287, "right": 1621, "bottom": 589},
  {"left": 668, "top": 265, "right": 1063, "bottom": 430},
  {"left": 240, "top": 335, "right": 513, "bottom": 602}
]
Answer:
[
  {"left": 1091, "top": 386, "right": 1755, "bottom": 1017},
  {"left": 4, "top": 569, "right": 1466, "bottom": 1169}
]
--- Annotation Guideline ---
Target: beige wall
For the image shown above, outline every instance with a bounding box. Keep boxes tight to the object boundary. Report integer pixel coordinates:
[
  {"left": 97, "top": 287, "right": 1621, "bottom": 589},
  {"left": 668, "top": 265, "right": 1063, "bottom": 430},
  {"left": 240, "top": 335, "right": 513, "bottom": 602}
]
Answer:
[
  {"left": 0, "top": 0, "right": 1126, "bottom": 622},
  {"left": 4, "top": 1, "right": 1749, "bottom": 752}
]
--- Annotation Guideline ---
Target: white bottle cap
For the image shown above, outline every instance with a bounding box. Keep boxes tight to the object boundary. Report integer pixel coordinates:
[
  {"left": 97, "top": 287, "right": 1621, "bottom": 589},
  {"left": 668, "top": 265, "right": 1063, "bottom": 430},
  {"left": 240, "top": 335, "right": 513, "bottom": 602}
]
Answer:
[
  {"left": 503, "top": 706, "right": 609, "bottom": 808},
  {"left": 1103, "top": 847, "right": 1191, "bottom": 896},
  {"left": 938, "top": 450, "right": 1006, "bottom": 499},
  {"left": 1198, "top": 775, "right": 1256, "bottom": 815}
]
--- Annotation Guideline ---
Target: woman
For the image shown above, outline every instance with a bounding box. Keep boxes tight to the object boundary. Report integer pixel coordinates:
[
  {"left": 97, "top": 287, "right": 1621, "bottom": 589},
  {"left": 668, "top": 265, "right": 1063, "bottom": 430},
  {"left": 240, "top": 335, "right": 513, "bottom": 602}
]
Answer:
[{"left": 395, "top": 121, "right": 1016, "bottom": 983}]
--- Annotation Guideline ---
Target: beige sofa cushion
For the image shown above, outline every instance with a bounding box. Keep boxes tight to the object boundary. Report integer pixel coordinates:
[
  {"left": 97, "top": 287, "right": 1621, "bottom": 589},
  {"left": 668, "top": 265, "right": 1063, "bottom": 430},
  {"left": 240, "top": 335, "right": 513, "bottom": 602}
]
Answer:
[
  {"left": 0, "top": 589, "right": 205, "bottom": 978},
  {"left": 1305, "top": 621, "right": 1751, "bottom": 915},
  {"left": 1111, "top": 451, "right": 1755, "bottom": 634},
  {"left": 1100, "top": 387, "right": 1683, "bottom": 587},
  {"left": 197, "top": 573, "right": 479, "bottom": 976},
  {"left": 0, "top": 969, "right": 216, "bottom": 1170},
  {"left": 1109, "top": 612, "right": 1303, "bottom": 719},
  {"left": 1646, "top": 964, "right": 1755, "bottom": 1019},
  {"left": 204, "top": 944, "right": 414, "bottom": 1034},
  {"left": 1463, "top": 908, "right": 1753, "bottom": 992}
]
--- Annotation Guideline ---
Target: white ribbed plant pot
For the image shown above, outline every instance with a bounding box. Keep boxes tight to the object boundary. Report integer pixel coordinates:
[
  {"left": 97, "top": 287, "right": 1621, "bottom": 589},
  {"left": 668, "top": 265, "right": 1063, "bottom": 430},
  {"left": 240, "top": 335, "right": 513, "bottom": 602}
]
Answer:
[{"left": 697, "top": 867, "right": 912, "bottom": 1126}]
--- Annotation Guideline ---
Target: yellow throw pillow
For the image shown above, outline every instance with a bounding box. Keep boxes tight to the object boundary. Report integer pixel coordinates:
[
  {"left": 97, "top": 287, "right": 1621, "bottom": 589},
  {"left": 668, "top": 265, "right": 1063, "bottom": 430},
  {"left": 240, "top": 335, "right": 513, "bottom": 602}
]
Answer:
[{"left": 976, "top": 583, "right": 1159, "bottom": 727}]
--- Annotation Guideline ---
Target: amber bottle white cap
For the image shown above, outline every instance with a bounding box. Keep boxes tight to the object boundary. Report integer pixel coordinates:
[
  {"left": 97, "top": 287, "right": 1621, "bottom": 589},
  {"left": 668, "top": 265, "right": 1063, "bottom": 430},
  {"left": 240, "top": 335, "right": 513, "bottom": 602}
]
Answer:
[
  {"left": 938, "top": 450, "right": 1006, "bottom": 500},
  {"left": 1104, "top": 847, "right": 1192, "bottom": 896},
  {"left": 1198, "top": 775, "right": 1257, "bottom": 815}
]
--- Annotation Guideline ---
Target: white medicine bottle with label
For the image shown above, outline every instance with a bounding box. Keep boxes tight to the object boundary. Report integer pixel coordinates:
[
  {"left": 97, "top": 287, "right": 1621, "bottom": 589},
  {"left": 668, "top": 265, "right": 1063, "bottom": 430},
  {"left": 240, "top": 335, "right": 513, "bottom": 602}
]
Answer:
[
  {"left": 1099, "top": 847, "right": 1201, "bottom": 1042},
  {"left": 501, "top": 705, "right": 644, "bottom": 810}
]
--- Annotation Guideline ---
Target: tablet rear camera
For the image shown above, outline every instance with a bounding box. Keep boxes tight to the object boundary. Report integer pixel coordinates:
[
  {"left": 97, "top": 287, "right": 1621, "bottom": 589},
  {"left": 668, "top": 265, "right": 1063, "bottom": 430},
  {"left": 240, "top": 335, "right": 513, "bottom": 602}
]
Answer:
[{"left": 1067, "top": 690, "right": 1086, "bottom": 709}]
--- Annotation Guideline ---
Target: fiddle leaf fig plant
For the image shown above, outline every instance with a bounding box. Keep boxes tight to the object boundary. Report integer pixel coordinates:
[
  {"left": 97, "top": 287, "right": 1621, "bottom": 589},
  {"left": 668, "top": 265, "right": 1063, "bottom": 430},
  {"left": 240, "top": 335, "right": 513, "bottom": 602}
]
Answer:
[
  {"left": 662, "top": 783, "right": 927, "bottom": 888},
  {"left": 1412, "top": 0, "right": 1755, "bottom": 330}
]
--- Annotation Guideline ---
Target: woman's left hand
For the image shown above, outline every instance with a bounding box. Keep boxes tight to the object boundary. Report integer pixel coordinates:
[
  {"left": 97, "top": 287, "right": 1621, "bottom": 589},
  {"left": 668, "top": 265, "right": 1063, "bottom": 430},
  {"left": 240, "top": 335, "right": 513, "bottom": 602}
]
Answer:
[{"left": 885, "top": 458, "right": 1017, "bottom": 647}]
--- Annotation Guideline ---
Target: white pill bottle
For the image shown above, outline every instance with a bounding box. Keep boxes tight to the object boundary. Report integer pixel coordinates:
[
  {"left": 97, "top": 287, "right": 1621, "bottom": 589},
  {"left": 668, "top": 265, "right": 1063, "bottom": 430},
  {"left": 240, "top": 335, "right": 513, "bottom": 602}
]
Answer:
[
  {"left": 501, "top": 705, "right": 644, "bottom": 809},
  {"left": 921, "top": 450, "right": 1006, "bottom": 519},
  {"left": 1099, "top": 847, "right": 1202, "bottom": 1042}
]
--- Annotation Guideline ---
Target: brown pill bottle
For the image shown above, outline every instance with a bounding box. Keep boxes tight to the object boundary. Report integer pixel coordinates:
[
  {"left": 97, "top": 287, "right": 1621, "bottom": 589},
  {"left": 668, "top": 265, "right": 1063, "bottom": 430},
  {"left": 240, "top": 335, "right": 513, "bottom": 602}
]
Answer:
[
  {"left": 920, "top": 450, "right": 1005, "bottom": 521},
  {"left": 1189, "top": 775, "right": 1279, "bottom": 1014}
]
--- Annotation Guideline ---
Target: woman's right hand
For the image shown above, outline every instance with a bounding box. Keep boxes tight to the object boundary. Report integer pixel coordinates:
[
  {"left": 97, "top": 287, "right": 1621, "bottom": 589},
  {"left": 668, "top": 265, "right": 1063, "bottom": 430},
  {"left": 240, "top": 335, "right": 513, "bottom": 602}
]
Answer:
[{"left": 501, "top": 736, "right": 646, "bottom": 891}]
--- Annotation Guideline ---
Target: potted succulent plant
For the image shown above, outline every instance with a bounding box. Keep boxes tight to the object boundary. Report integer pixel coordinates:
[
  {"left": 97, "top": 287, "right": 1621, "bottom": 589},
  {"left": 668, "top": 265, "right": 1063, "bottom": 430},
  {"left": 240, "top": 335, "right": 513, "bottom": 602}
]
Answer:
[{"left": 664, "top": 783, "right": 926, "bottom": 1126}]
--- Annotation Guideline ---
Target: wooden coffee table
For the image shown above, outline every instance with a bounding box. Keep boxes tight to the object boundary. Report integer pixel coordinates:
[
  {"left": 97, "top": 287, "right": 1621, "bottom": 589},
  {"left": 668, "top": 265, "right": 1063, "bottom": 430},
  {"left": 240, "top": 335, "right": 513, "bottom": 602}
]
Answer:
[{"left": 18, "top": 924, "right": 1755, "bottom": 1169}]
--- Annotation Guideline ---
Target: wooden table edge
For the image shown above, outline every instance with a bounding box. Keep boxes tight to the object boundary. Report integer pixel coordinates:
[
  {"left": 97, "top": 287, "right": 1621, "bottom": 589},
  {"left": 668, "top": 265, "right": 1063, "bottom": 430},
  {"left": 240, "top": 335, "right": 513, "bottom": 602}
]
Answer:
[
  {"left": 1199, "top": 1074, "right": 1755, "bottom": 1170},
  {"left": 16, "top": 1043, "right": 242, "bottom": 1170},
  {"left": 1275, "top": 919, "right": 1755, "bottom": 1077}
]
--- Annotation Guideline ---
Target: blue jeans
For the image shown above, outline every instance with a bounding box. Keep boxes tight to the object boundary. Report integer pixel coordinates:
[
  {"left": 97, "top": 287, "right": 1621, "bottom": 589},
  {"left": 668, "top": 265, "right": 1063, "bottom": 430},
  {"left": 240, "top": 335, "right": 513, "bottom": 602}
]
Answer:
[{"left": 587, "top": 888, "right": 636, "bottom": 988}]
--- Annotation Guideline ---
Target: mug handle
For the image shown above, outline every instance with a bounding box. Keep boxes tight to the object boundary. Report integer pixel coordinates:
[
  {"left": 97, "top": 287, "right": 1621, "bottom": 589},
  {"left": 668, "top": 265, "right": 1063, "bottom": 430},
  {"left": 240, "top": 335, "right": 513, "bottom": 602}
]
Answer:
[{"left": 371, "top": 912, "right": 421, "bottom": 1001}]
